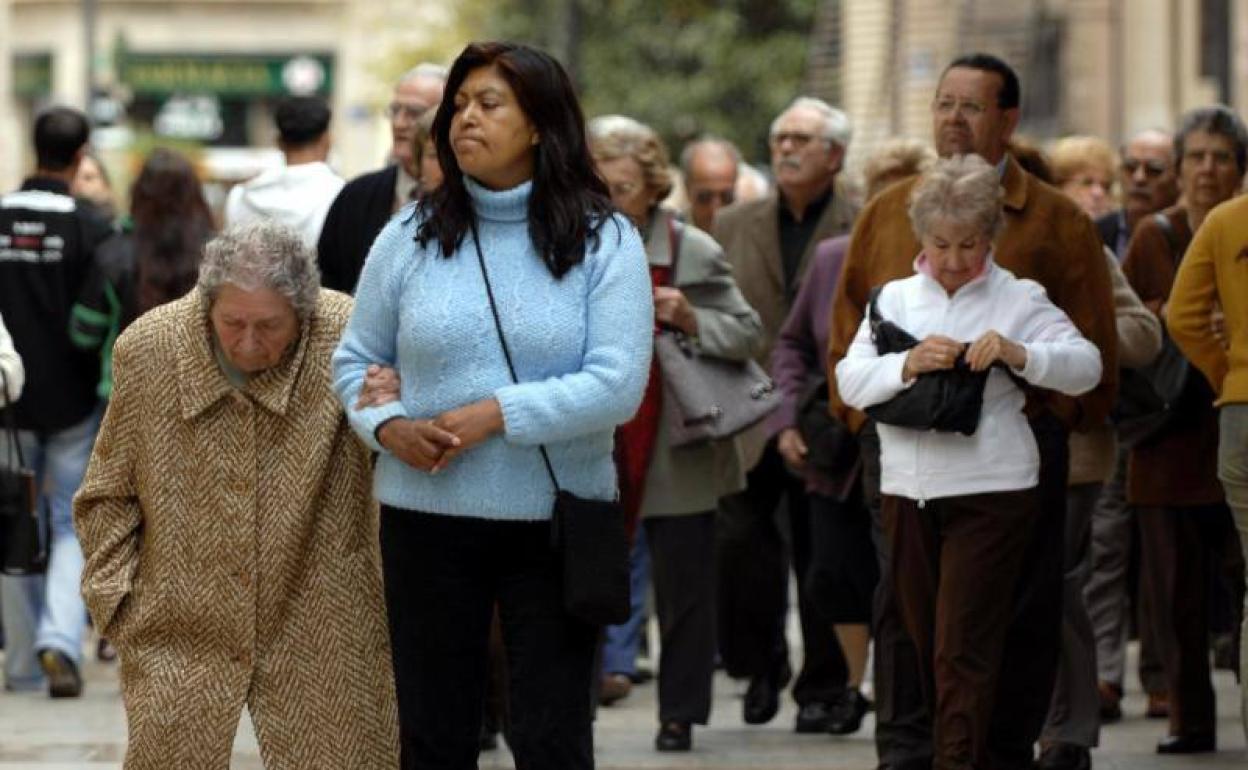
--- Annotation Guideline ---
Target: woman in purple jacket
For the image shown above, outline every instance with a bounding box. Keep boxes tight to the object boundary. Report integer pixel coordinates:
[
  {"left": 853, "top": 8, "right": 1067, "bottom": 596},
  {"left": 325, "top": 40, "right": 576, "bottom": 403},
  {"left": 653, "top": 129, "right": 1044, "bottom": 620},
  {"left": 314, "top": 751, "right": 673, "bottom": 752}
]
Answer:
[{"left": 770, "top": 139, "right": 934, "bottom": 734}]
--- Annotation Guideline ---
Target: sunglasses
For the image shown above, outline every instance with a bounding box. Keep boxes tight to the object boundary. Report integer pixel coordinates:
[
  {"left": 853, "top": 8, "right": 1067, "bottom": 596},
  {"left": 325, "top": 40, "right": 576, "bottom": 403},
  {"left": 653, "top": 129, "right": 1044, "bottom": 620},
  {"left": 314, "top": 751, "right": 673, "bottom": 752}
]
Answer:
[{"left": 1121, "top": 157, "right": 1169, "bottom": 178}]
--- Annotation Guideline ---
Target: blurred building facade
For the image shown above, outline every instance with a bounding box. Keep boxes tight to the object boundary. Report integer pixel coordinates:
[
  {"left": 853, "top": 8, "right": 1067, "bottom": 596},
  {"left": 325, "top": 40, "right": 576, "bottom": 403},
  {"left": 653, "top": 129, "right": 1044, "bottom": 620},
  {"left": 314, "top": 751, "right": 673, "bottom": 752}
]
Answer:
[
  {"left": 809, "top": 0, "right": 1248, "bottom": 174},
  {"left": 0, "top": 0, "right": 453, "bottom": 194}
]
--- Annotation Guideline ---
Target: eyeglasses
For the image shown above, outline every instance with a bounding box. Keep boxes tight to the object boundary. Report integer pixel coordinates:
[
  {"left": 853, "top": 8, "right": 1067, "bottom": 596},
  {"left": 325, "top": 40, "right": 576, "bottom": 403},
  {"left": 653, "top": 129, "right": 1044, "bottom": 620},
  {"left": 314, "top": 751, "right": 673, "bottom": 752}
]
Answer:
[
  {"left": 693, "top": 189, "right": 735, "bottom": 206},
  {"left": 386, "top": 102, "right": 428, "bottom": 122},
  {"left": 769, "top": 131, "right": 821, "bottom": 149},
  {"left": 1121, "top": 156, "right": 1170, "bottom": 178},
  {"left": 931, "top": 97, "right": 988, "bottom": 119}
]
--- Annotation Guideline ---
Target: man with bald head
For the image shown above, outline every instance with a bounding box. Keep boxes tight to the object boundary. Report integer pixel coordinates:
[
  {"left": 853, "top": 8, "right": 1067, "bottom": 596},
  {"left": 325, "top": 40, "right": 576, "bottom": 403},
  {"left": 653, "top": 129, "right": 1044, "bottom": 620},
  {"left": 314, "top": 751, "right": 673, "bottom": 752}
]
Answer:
[
  {"left": 1096, "top": 129, "right": 1180, "bottom": 259},
  {"left": 681, "top": 137, "right": 740, "bottom": 233},
  {"left": 317, "top": 63, "right": 447, "bottom": 292}
]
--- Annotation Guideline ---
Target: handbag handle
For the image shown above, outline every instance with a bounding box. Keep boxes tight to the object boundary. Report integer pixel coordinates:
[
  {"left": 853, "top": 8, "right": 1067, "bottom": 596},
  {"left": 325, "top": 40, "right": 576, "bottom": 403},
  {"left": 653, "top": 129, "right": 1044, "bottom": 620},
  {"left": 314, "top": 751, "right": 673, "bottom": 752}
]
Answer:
[
  {"left": 467, "top": 219, "right": 563, "bottom": 495},
  {"left": 0, "top": 369, "right": 26, "bottom": 470}
]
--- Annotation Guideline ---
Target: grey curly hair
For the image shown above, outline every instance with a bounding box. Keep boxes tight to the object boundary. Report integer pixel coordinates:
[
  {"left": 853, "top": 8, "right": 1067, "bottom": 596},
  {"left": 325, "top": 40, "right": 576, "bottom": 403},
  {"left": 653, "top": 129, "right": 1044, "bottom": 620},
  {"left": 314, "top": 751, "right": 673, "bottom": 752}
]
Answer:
[
  {"left": 908, "top": 154, "right": 1004, "bottom": 241},
  {"left": 198, "top": 221, "right": 321, "bottom": 321}
]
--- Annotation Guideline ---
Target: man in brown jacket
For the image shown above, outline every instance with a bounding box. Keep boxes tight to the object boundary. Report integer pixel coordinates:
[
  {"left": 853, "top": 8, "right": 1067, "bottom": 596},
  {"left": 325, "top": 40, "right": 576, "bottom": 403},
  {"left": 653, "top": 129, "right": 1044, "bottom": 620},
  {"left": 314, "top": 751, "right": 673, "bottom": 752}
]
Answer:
[
  {"left": 826, "top": 54, "right": 1117, "bottom": 770},
  {"left": 714, "top": 96, "right": 858, "bottom": 732},
  {"left": 74, "top": 223, "right": 398, "bottom": 768}
]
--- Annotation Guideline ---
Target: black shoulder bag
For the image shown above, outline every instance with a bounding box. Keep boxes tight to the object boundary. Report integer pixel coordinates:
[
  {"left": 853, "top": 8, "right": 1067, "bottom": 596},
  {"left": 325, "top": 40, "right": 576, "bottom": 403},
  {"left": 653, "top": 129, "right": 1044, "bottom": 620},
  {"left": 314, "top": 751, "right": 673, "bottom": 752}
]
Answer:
[
  {"left": 1113, "top": 213, "right": 1193, "bottom": 448},
  {"left": 469, "top": 221, "right": 630, "bottom": 627},
  {"left": 0, "top": 370, "right": 50, "bottom": 575},
  {"left": 861, "top": 287, "right": 995, "bottom": 436}
]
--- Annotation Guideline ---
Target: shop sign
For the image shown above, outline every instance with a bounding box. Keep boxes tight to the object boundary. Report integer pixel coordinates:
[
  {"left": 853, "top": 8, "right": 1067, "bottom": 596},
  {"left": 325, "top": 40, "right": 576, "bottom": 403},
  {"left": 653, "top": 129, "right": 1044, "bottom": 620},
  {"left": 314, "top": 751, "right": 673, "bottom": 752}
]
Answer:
[{"left": 120, "top": 53, "right": 333, "bottom": 97}]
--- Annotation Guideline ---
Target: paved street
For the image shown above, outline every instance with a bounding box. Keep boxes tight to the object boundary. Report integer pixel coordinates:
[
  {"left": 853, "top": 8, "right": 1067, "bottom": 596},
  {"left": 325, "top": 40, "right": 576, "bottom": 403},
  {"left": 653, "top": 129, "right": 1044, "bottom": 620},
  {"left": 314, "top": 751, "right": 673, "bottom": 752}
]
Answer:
[{"left": 0, "top": 642, "right": 1244, "bottom": 769}]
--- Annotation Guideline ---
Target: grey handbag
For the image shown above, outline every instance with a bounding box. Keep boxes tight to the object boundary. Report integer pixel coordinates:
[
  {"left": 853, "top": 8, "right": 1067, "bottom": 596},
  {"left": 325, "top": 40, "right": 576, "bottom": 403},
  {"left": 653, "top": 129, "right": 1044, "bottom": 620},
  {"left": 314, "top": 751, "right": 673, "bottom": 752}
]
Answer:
[{"left": 655, "top": 219, "right": 779, "bottom": 447}]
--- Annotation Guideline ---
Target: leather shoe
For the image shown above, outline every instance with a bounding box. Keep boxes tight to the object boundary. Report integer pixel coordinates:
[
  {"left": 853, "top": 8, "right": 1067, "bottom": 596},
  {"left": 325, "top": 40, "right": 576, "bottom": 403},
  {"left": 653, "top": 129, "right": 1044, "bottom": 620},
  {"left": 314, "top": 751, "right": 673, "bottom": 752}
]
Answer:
[
  {"left": 743, "top": 660, "right": 792, "bottom": 725},
  {"left": 599, "top": 673, "right": 632, "bottom": 706},
  {"left": 655, "top": 721, "right": 692, "bottom": 752},
  {"left": 827, "top": 688, "right": 869, "bottom": 735},
  {"left": 1036, "top": 742, "right": 1091, "bottom": 770},
  {"left": 1156, "top": 732, "right": 1215, "bottom": 754},
  {"left": 38, "top": 649, "right": 82, "bottom": 698},
  {"left": 1145, "top": 692, "right": 1170, "bottom": 719},
  {"left": 794, "top": 701, "right": 833, "bottom": 733},
  {"left": 1096, "top": 680, "right": 1122, "bottom": 723}
]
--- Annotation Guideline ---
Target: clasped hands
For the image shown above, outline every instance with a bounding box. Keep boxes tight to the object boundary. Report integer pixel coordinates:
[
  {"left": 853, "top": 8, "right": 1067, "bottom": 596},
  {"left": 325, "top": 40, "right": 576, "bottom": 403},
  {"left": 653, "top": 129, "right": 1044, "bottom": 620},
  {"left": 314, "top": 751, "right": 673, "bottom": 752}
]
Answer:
[
  {"left": 357, "top": 364, "right": 503, "bottom": 473},
  {"left": 901, "top": 330, "right": 1027, "bottom": 383}
]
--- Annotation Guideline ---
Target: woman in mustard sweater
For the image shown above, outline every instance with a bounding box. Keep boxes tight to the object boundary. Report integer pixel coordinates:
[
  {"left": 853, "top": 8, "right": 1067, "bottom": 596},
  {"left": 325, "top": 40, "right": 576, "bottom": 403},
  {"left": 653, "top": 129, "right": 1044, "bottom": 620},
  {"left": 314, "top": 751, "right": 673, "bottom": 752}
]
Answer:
[{"left": 1168, "top": 191, "right": 1248, "bottom": 745}]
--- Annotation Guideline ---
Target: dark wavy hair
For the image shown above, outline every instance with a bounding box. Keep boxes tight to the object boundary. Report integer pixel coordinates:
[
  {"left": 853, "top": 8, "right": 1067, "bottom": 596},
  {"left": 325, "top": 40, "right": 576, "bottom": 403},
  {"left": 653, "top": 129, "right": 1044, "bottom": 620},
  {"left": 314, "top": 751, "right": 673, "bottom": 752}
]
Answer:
[
  {"left": 129, "top": 148, "right": 215, "bottom": 313},
  {"left": 417, "top": 41, "right": 615, "bottom": 279}
]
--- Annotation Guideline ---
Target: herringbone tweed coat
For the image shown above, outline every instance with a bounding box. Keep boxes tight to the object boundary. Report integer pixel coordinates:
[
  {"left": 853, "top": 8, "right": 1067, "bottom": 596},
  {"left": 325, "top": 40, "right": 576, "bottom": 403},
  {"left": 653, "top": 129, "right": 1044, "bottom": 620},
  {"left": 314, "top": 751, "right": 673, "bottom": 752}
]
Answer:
[{"left": 74, "top": 287, "right": 399, "bottom": 769}]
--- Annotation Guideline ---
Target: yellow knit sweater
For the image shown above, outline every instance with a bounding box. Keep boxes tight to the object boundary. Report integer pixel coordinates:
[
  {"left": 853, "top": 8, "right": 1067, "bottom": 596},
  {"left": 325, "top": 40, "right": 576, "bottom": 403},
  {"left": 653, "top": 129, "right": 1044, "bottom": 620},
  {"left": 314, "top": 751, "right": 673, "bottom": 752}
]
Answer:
[{"left": 1167, "top": 195, "right": 1248, "bottom": 405}]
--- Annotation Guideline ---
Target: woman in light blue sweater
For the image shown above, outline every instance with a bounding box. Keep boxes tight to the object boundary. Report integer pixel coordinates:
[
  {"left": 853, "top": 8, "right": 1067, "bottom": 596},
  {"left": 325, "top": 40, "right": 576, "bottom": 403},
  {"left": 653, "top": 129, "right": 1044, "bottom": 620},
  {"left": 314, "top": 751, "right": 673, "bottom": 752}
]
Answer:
[{"left": 332, "top": 42, "right": 652, "bottom": 769}]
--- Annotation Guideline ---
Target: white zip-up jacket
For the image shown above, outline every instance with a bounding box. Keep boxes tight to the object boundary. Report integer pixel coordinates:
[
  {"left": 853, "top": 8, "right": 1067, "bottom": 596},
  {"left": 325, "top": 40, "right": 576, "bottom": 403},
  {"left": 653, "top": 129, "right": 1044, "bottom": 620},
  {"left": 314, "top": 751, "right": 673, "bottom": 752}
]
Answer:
[
  {"left": 224, "top": 161, "right": 345, "bottom": 249},
  {"left": 836, "top": 256, "right": 1103, "bottom": 502}
]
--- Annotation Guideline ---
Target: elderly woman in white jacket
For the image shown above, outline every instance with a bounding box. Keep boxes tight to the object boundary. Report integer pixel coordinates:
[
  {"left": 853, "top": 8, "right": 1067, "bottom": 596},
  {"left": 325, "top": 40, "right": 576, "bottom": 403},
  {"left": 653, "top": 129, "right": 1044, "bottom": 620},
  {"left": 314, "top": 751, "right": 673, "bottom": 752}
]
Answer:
[{"left": 835, "top": 154, "right": 1102, "bottom": 770}]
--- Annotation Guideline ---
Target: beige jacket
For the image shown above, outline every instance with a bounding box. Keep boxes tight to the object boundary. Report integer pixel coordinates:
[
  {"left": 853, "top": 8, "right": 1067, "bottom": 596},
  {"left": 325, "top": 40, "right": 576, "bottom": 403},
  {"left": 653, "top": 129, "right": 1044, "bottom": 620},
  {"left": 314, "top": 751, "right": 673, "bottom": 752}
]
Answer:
[
  {"left": 1068, "top": 248, "right": 1162, "bottom": 485},
  {"left": 74, "top": 288, "right": 398, "bottom": 768}
]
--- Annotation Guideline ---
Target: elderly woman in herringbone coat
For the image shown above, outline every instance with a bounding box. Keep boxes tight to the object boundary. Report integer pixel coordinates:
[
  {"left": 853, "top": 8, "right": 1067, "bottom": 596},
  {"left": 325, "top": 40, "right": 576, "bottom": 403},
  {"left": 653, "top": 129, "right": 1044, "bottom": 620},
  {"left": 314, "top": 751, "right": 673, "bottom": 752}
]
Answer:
[{"left": 73, "top": 221, "right": 399, "bottom": 769}]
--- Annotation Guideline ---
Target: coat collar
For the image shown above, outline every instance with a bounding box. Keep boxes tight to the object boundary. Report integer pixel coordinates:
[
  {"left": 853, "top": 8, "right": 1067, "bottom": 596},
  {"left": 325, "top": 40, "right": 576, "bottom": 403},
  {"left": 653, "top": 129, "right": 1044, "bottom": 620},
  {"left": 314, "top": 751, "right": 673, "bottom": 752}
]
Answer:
[
  {"left": 176, "top": 288, "right": 313, "bottom": 420},
  {"left": 1001, "top": 154, "right": 1029, "bottom": 213},
  {"left": 746, "top": 186, "right": 857, "bottom": 290}
]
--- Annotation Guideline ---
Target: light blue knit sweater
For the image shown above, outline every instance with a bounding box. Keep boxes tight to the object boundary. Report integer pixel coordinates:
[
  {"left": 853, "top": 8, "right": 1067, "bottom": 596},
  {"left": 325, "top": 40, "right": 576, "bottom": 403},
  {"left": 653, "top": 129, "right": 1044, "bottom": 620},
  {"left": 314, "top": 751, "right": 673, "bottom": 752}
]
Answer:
[{"left": 332, "top": 178, "right": 654, "bottom": 520}]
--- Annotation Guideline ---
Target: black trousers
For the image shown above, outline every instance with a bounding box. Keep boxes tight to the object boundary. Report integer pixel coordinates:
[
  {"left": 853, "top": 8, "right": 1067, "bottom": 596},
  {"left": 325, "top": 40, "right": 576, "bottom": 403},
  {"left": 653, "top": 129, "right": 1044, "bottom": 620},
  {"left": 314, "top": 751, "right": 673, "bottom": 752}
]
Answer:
[
  {"left": 716, "top": 440, "right": 849, "bottom": 706},
  {"left": 380, "top": 506, "right": 598, "bottom": 770},
  {"left": 645, "top": 511, "right": 717, "bottom": 724},
  {"left": 867, "top": 415, "right": 1068, "bottom": 770},
  {"left": 807, "top": 490, "right": 879, "bottom": 624}
]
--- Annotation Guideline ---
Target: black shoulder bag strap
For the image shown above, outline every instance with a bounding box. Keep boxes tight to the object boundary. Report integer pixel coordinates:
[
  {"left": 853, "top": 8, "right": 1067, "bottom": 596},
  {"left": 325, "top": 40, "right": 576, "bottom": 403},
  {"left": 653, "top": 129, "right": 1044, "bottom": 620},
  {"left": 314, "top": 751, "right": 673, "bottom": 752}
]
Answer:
[
  {"left": 0, "top": 370, "right": 25, "bottom": 471},
  {"left": 467, "top": 219, "right": 563, "bottom": 499}
]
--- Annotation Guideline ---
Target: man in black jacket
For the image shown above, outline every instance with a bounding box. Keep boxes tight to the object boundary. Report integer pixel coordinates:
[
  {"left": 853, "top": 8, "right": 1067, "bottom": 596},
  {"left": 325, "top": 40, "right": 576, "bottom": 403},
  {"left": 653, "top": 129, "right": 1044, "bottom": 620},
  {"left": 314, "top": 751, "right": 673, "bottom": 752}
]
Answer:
[
  {"left": 0, "top": 106, "right": 112, "bottom": 698},
  {"left": 317, "top": 63, "right": 446, "bottom": 293}
]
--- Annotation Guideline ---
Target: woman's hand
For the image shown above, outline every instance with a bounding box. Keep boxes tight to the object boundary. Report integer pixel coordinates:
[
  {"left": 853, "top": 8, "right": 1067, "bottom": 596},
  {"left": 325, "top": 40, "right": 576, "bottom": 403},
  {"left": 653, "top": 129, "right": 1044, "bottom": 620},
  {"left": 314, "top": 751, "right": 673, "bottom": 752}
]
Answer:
[
  {"left": 777, "top": 428, "right": 808, "bottom": 470},
  {"left": 356, "top": 364, "right": 401, "bottom": 409},
  {"left": 377, "top": 418, "right": 461, "bottom": 472},
  {"left": 430, "top": 398, "right": 505, "bottom": 469},
  {"left": 966, "top": 330, "right": 1027, "bottom": 372},
  {"left": 902, "top": 335, "right": 963, "bottom": 381},
  {"left": 654, "top": 287, "right": 698, "bottom": 336}
]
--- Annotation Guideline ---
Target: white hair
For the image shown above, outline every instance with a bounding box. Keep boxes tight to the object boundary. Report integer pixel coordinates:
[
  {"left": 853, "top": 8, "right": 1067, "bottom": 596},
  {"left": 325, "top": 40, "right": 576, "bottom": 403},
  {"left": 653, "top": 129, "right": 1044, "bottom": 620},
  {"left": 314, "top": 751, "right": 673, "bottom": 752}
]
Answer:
[
  {"left": 907, "top": 155, "right": 1004, "bottom": 241},
  {"left": 199, "top": 221, "right": 321, "bottom": 322},
  {"left": 398, "top": 63, "right": 448, "bottom": 87},
  {"left": 771, "top": 96, "right": 853, "bottom": 150}
]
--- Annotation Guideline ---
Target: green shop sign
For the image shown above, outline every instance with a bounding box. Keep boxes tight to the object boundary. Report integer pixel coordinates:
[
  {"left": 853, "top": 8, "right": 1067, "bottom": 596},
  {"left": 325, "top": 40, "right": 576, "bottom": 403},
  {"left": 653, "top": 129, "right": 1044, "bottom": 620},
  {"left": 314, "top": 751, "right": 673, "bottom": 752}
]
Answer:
[
  {"left": 13, "top": 53, "right": 52, "bottom": 98},
  {"left": 120, "top": 53, "right": 333, "bottom": 97}
]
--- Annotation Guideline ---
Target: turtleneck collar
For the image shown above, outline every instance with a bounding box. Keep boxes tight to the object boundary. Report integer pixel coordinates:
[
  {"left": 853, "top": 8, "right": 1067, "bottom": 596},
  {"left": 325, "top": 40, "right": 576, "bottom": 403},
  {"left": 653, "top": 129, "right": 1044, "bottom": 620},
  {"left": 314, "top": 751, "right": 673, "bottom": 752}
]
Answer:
[{"left": 465, "top": 176, "right": 532, "bottom": 223}]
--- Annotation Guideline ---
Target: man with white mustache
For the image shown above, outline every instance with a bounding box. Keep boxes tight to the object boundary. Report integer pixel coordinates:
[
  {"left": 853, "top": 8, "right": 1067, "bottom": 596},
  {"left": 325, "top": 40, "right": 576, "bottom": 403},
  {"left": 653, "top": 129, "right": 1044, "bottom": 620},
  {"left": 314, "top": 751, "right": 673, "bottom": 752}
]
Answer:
[{"left": 712, "top": 96, "right": 858, "bottom": 735}]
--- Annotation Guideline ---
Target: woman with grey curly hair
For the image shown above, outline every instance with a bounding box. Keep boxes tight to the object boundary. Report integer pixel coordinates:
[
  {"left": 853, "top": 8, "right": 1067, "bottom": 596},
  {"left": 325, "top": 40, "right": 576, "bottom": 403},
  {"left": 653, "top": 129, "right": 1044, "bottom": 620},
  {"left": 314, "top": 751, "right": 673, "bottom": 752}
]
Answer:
[
  {"left": 74, "top": 219, "right": 399, "bottom": 767},
  {"left": 836, "top": 154, "right": 1102, "bottom": 769}
]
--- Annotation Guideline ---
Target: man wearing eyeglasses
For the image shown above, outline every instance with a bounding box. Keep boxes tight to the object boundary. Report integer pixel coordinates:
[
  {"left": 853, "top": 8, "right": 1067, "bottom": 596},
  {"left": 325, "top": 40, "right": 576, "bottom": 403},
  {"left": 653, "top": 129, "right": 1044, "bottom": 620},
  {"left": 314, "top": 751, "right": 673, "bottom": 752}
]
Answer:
[
  {"left": 713, "top": 96, "right": 858, "bottom": 736},
  {"left": 317, "top": 63, "right": 447, "bottom": 293},
  {"left": 680, "top": 137, "right": 740, "bottom": 233},
  {"left": 826, "top": 53, "right": 1117, "bottom": 770},
  {"left": 1096, "top": 129, "right": 1180, "bottom": 260}
]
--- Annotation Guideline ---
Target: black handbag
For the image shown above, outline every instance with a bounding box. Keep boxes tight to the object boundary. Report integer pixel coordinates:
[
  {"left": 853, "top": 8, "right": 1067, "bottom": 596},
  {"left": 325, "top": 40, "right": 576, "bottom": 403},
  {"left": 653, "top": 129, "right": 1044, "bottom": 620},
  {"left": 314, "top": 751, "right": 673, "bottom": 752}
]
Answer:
[
  {"left": 0, "top": 370, "right": 50, "bottom": 576},
  {"left": 795, "top": 375, "right": 859, "bottom": 490},
  {"left": 1111, "top": 213, "right": 1192, "bottom": 448},
  {"left": 654, "top": 219, "right": 780, "bottom": 447},
  {"left": 862, "top": 287, "right": 995, "bottom": 436},
  {"left": 470, "top": 221, "right": 630, "bottom": 627}
]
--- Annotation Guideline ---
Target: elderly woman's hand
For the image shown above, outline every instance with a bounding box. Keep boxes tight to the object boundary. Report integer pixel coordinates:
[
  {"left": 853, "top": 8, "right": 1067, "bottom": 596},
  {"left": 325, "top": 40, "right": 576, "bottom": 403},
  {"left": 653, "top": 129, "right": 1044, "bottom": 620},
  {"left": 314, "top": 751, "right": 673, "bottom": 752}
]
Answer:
[
  {"left": 902, "top": 335, "right": 963, "bottom": 382},
  {"left": 778, "top": 428, "right": 808, "bottom": 470},
  {"left": 356, "top": 364, "right": 401, "bottom": 409},
  {"left": 654, "top": 287, "right": 698, "bottom": 336},
  {"left": 377, "top": 418, "right": 461, "bottom": 473},
  {"left": 966, "top": 330, "right": 1027, "bottom": 372}
]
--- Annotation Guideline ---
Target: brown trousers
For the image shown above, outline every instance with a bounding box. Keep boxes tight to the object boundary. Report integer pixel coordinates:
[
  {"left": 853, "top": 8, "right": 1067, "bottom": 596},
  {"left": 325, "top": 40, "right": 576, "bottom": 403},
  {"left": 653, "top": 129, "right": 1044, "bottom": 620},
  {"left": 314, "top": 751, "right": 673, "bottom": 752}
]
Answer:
[
  {"left": 883, "top": 489, "right": 1042, "bottom": 770},
  {"left": 1136, "top": 504, "right": 1241, "bottom": 736}
]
